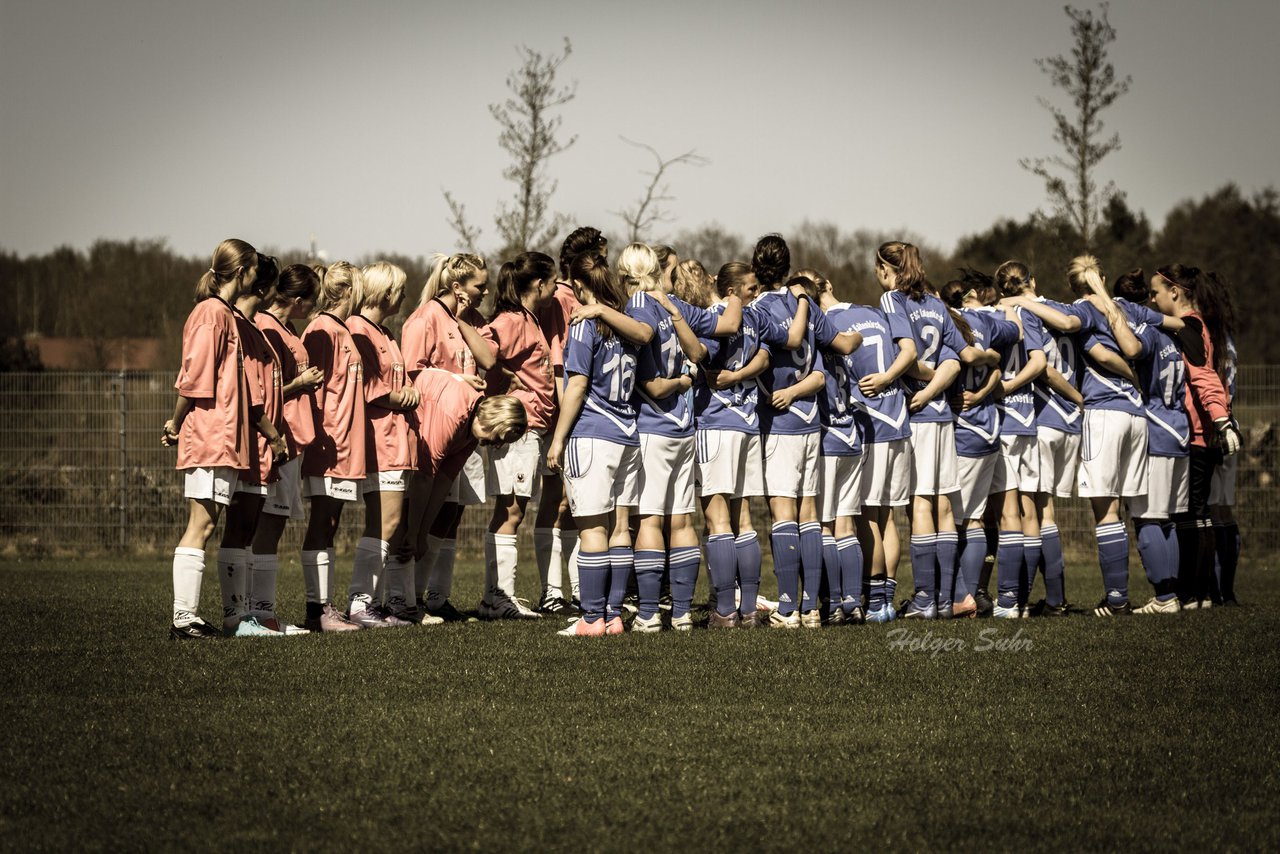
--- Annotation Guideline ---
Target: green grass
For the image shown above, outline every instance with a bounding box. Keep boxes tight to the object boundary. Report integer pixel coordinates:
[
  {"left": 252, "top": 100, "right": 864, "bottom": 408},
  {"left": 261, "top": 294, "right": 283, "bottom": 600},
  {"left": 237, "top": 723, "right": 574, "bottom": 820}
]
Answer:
[{"left": 1, "top": 557, "right": 1277, "bottom": 852}]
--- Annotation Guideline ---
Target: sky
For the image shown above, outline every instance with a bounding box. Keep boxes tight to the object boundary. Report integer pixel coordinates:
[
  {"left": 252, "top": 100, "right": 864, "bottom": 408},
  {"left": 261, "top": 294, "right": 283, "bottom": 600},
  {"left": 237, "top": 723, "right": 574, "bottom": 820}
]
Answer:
[{"left": 1, "top": 0, "right": 1277, "bottom": 262}]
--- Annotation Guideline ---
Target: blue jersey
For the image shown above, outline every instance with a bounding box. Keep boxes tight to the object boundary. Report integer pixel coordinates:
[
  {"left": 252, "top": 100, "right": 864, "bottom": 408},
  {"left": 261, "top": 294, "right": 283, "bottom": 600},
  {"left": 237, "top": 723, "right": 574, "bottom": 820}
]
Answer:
[
  {"left": 996, "top": 306, "right": 1046, "bottom": 437},
  {"left": 880, "top": 290, "right": 969, "bottom": 425},
  {"left": 1135, "top": 322, "right": 1189, "bottom": 458},
  {"left": 843, "top": 304, "right": 911, "bottom": 444},
  {"left": 955, "top": 308, "right": 1019, "bottom": 457},
  {"left": 1067, "top": 300, "right": 1145, "bottom": 416},
  {"left": 563, "top": 317, "right": 639, "bottom": 446},
  {"left": 1031, "top": 297, "right": 1083, "bottom": 436},
  {"left": 627, "top": 292, "right": 718, "bottom": 438},
  {"left": 818, "top": 303, "right": 864, "bottom": 457},
  {"left": 694, "top": 302, "right": 787, "bottom": 434},
  {"left": 754, "top": 289, "right": 839, "bottom": 437}
]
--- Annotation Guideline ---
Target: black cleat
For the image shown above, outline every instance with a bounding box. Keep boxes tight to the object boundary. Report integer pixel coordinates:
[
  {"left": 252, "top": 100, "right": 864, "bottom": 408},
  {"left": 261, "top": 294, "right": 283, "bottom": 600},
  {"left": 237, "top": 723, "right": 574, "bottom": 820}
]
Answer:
[
  {"left": 1031, "top": 599, "right": 1071, "bottom": 617},
  {"left": 424, "top": 599, "right": 468, "bottom": 622},
  {"left": 1092, "top": 597, "right": 1133, "bottom": 617},
  {"left": 536, "top": 595, "right": 576, "bottom": 616},
  {"left": 169, "top": 618, "right": 220, "bottom": 640},
  {"left": 974, "top": 588, "right": 995, "bottom": 618}
]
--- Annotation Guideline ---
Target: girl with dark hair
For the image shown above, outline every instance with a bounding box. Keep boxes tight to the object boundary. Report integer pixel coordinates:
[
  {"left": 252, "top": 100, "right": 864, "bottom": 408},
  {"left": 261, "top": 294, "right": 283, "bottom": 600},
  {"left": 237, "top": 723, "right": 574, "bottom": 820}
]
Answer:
[
  {"left": 1206, "top": 276, "right": 1240, "bottom": 605},
  {"left": 547, "top": 252, "right": 641, "bottom": 637},
  {"left": 475, "top": 252, "right": 560, "bottom": 616},
  {"left": 1151, "top": 265, "right": 1241, "bottom": 609},
  {"left": 162, "top": 239, "right": 259, "bottom": 639},
  {"left": 875, "top": 241, "right": 991, "bottom": 620},
  {"left": 250, "top": 264, "right": 325, "bottom": 632},
  {"left": 752, "top": 235, "right": 861, "bottom": 628}
]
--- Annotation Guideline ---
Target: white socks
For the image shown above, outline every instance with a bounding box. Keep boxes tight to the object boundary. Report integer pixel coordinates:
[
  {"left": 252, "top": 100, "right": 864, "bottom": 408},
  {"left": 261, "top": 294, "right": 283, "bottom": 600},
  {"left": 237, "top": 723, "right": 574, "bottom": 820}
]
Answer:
[
  {"left": 534, "top": 528, "right": 556, "bottom": 596},
  {"left": 172, "top": 547, "right": 205, "bottom": 624},
  {"left": 348, "top": 536, "right": 387, "bottom": 613},
  {"left": 484, "top": 532, "right": 519, "bottom": 598},
  {"left": 566, "top": 534, "right": 581, "bottom": 599},
  {"left": 301, "top": 548, "right": 334, "bottom": 604},
  {"left": 217, "top": 547, "right": 248, "bottom": 623}
]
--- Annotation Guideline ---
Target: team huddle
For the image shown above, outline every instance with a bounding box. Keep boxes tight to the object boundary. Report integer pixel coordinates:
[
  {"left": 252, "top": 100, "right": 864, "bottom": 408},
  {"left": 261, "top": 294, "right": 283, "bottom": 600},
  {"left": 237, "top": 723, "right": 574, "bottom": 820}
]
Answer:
[{"left": 163, "top": 228, "right": 1243, "bottom": 639}]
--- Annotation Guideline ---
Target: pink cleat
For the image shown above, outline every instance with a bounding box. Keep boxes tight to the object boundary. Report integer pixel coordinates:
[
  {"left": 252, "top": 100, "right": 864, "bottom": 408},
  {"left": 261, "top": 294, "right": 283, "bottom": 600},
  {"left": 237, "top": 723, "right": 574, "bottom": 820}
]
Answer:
[
  {"left": 558, "top": 617, "right": 606, "bottom": 637},
  {"left": 605, "top": 616, "right": 625, "bottom": 636}
]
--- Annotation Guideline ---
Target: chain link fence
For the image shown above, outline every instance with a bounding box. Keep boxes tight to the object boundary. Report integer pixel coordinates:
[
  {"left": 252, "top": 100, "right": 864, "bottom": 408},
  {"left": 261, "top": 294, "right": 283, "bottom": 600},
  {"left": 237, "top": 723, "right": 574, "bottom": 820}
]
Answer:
[{"left": 2, "top": 369, "right": 1277, "bottom": 560}]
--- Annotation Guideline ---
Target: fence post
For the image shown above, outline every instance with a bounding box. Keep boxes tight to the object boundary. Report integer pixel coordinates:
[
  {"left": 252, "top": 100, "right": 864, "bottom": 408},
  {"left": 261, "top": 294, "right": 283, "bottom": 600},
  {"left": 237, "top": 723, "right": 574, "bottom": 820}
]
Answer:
[{"left": 118, "top": 370, "right": 127, "bottom": 550}]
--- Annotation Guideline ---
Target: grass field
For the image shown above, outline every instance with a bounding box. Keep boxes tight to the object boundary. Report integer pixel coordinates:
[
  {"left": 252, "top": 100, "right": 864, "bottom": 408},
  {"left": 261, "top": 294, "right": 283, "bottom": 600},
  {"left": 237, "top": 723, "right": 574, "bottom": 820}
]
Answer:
[{"left": 2, "top": 556, "right": 1278, "bottom": 852}]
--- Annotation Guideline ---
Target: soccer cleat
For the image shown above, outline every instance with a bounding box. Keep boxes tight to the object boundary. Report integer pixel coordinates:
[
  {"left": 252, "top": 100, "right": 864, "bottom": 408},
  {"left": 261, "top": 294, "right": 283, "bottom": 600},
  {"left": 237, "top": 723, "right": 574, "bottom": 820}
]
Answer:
[
  {"left": 424, "top": 598, "right": 467, "bottom": 622},
  {"left": 303, "top": 603, "right": 361, "bottom": 633},
  {"left": 843, "top": 605, "right": 866, "bottom": 625},
  {"left": 536, "top": 594, "right": 575, "bottom": 615},
  {"left": 605, "top": 616, "right": 625, "bottom": 635},
  {"left": 756, "top": 595, "right": 780, "bottom": 614},
  {"left": 738, "top": 611, "right": 764, "bottom": 629},
  {"left": 1134, "top": 596, "right": 1181, "bottom": 614},
  {"left": 671, "top": 613, "right": 693, "bottom": 631},
  {"left": 622, "top": 594, "right": 639, "bottom": 616},
  {"left": 169, "top": 617, "right": 220, "bottom": 640},
  {"left": 864, "top": 604, "right": 893, "bottom": 624},
  {"left": 346, "top": 606, "right": 393, "bottom": 629},
  {"left": 372, "top": 606, "right": 415, "bottom": 627},
  {"left": 827, "top": 609, "right": 845, "bottom": 627},
  {"left": 951, "top": 595, "right": 978, "bottom": 619},
  {"left": 632, "top": 613, "right": 663, "bottom": 633},
  {"left": 708, "top": 610, "right": 740, "bottom": 629},
  {"left": 992, "top": 602, "right": 1021, "bottom": 619},
  {"left": 801, "top": 609, "right": 822, "bottom": 629},
  {"left": 478, "top": 593, "right": 540, "bottom": 621},
  {"left": 231, "top": 616, "right": 284, "bottom": 637},
  {"left": 900, "top": 599, "right": 937, "bottom": 620},
  {"left": 974, "top": 588, "right": 995, "bottom": 618},
  {"left": 558, "top": 617, "right": 605, "bottom": 637},
  {"left": 658, "top": 592, "right": 673, "bottom": 613},
  {"left": 1031, "top": 599, "right": 1071, "bottom": 618},
  {"left": 935, "top": 602, "right": 953, "bottom": 620},
  {"left": 769, "top": 610, "right": 801, "bottom": 629},
  {"left": 1092, "top": 598, "right": 1134, "bottom": 617},
  {"left": 512, "top": 597, "right": 542, "bottom": 619}
]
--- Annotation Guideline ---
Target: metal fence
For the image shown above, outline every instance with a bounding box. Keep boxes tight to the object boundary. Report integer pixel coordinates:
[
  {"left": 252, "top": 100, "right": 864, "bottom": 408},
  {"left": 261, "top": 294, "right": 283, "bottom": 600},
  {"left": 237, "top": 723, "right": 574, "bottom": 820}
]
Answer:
[{"left": 2, "top": 369, "right": 1278, "bottom": 559}]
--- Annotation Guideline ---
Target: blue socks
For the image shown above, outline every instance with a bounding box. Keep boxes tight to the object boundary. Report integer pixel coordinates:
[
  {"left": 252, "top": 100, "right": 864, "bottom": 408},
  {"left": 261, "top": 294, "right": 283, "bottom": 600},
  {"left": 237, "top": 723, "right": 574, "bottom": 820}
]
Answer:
[
  {"left": 1040, "top": 524, "right": 1065, "bottom": 607},
  {"left": 607, "top": 547, "right": 633, "bottom": 620},
  {"left": 956, "top": 528, "right": 987, "bottom": 601},
  {"left": 935, "top": 531, "right": 958, "bottom": 608},
  {"left": 1135, "top": 520, "right": 1173, "bottom": 592},
  {"left": 821, "top": 533, "right": 841, "bottom": 616},
  {"left": 770, "top": 522, "right": 800, "bottom": 616},
  {"left": 1096, "top": 522, "right": 1129, "bottom": 605},
  {"left": 995, "top": 531, "right": 1023, "bottom": 609},
  {"left": 1022, "top": 535, "right": 1042, "bottom": 606},
  {"left": 705, "top": 534, "right": 737, "bottom": 617},
  {"left": 577, "top": 551, "right": 609, "bottom": 623},
  {"left": 909, "top": 533, "right": 937, "bottom": 607},
  {"left": 736, "top": 531, "right": 762, "bottom": 617},
  {"left": 633, "top": 549, "right": 664, "bottom": 620},
  {"left": 837, "top": 535, "right": 862, "bottom": 615},
  {"left": 669, "top": 546, "right": 700, "bottom": 619},
  {"left": 798, "top": 522, "right": 823, "bottom": 612},
  {"left": 869, "top": 576, "right": 887, "bottom": 613}
]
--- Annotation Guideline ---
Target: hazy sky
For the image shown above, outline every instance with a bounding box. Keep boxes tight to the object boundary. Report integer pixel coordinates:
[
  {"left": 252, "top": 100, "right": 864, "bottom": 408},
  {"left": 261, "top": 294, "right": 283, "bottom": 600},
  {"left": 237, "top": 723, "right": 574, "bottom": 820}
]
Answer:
[{"left": 2, "top": 0, "right": 1277, "bottom": 262}]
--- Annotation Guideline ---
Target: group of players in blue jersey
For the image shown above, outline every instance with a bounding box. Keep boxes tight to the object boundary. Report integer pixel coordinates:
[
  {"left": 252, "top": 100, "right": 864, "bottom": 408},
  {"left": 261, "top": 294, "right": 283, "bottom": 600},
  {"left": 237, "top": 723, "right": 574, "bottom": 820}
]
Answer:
[{"left": 547, "top": 228, "right": 1243, "bottom": 635}]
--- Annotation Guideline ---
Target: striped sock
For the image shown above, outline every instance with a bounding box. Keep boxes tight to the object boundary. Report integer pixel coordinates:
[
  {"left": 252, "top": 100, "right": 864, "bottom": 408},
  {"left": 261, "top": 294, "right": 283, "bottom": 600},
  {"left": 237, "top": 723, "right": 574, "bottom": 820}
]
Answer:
[
  {"left": 770, "top": 522, "right": 800, "bottom": 616},
  {"left": 1096, "top": 522, "right": 1130, "bottom": 605},
  {"left": 606, "top": 547, "right": 634, "bottom": 620},
  {"left": 735, "top": 532, "right": 762, "bottom": 617},
  {"left": 995, "top": 531, "right": 1023, "bottom": 609},
  {"left": 1040, "top": 524, "right": 1065, "bottom": 607},
  {"left": 706, "top": 534, "right": 737, "bottom": 617},
  {"left": 634, "top": 549, "right": 665, "bottom": 620},
  {"left": 1021, "top": 536, "right": 1042, "bottom": 606},
  {"left": 837, "top": 536, "right": 863, "bottom": 615},
  {"left": 821, "top": 533, "right": 841, "bottom": 616},
  {"left": 798, "top": 522, "right": 823, "bottom": 612},
  {"left": 668, "top": 546, "right": 701, "bottom": 619},
  {"left": 935, "top": 531, "right": 958, "bottom": 607},
  {"left": 576, "top": 551, "right": 609, "bottom": 623}
]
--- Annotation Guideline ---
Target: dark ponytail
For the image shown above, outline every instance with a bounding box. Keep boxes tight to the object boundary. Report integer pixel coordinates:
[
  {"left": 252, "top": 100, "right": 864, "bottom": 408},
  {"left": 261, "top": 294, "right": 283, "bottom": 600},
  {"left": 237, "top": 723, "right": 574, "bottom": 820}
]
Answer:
[
  {"left": 266, "top": 264, "right": 321, "bottom": 309},
  {"left": 878, "top": 241, "right": 928, "bottom": 301},
  {"left": 196, "top": 238, "right": 256, "bottom": 303},
  {"left": 752, "top": 234, "right": 791, "bottom": 288},
  {"left": 492, "top": 251, "right": 556, "bottom": 316},
  {"left": 1160, "top": 264, "right": 1236, "bottom": 383}
]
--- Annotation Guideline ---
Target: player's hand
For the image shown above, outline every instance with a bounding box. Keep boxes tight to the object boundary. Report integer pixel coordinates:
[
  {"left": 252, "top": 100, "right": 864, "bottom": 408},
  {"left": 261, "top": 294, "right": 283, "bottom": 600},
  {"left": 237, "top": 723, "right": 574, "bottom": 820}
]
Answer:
[
  {"left": 398, "top": 384, "right": 420, "bottom": 409},
  {"left": 1215, "top": 417, "right": 1242, "bottom": 456},
  {"left": 161, "top": 420, "right": 179, "bottom": 448},
  {"left": 453, "top": 290, "right": 473, "bottom": 316},
  {"left": 708, "top": 368, "right": 736, "bottom": 390},
  {"left": 461, "top": 373, "right": 486, "bottom": 391},
  {"left": 298, "top": 366, "right": 324, "bottom": 390},
  {"left": 961, "top": 390, "right": 977, "bottom": 411},
  {"left": 269, "top": 433, "right": 288, "bottom": 463},
  {"left": 858, "top": 372, "right": 889, "bottom": 397},
  {"left": 546, "top": 438, "right": 565, "bottom": 473},
  {"left": 653, "top": 290, "right": 677, "bottom": 314},
  {"left": 677, "top": 374, "right": 693, "bottom": 393},
  {"left": 771, "top": 388, "right": 796, "bottom": 410},
  {"left": 908, "top": 391, "right": 931, "bottom": 413},
  {"left": 569, "top": 304, "right": 605, "bottom": 325}
]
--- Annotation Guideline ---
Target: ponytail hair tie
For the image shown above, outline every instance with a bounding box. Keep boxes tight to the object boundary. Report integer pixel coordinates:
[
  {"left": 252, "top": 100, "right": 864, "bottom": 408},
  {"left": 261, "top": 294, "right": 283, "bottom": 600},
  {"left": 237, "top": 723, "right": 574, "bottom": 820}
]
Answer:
[{"left": 208, "top": 267, "right": 217, "bottom": 275}]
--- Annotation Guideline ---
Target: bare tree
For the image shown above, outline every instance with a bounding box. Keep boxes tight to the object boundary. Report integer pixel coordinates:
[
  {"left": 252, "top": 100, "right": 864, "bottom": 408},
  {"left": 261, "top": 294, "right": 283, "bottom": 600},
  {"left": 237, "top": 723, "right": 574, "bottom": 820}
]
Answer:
[
  {"left": 614, "top": 138, "right": 709, "bottom": 243},
  {"left": 1020, "top": 3, "right": 1132, "bottom": 249},
  {"left": 443, "top": 191, "right": 482, "bottom": 255}
]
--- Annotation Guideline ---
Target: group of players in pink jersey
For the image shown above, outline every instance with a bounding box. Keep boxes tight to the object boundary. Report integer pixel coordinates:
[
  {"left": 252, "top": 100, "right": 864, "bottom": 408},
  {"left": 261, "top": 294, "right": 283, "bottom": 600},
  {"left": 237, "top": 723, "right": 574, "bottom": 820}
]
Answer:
[{"left": 163, "top": 227, "right": 1243, "bottom": 639}]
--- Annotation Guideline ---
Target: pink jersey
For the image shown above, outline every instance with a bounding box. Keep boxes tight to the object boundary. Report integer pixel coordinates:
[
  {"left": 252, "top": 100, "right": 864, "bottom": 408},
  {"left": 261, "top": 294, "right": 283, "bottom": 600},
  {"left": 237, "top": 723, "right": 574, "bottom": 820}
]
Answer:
[
  {"left": 235, "top": 310, "right": 285, "bottom": 486},
  {"left": 401, "top": 298, "right": 485, "bottom": 378},
  {"left": 479, "top": 308, "right": 555, "bottom": 430},
  {"left": 348, "top": 314, "right": 417, "bottom": 472},
  {"left": 256, "top": 310, "right": 317, "bottom": 450},
  {"left": 412, "top": 368, "right": 481, "bottom": 480},
  {"left": 301, "top": 313, "right": 367, "bottom": 480},
  {"left": 174, "top": 296, "right": 251, "bottom": 471},
  {"left": 536, "top": 281, "right": 582, "bottom": 375}
]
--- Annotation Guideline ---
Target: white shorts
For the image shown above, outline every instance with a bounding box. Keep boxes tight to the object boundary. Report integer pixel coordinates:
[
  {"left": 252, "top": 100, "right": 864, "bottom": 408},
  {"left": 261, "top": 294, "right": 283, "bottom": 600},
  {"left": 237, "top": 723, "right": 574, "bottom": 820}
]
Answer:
[
  {"left": 447, "top": 448, "right": 487, "bottom": 506},
  {"left": 819, "top": 453, "right": 863, "bottom": 522},
  {"left": 1128, "top": 455, "right": 1190, "bottom": 520},
  {"left": 361, "top": 469, "right": 409, "bottom": 495},
  {"left": 184, "top": 466, "right": 239, "bottom": 506},
  {"left": 304, "top": 475, "right": 360, "bottom": 502},
  {"left": 860, "top": 439, "right": 911, "bottom": 507},
  {"left": 638, "top": 433, "right": 696, "bottom": 515},
  {"left": 953, "top": 453, "right": 999, "bottom": 522},
  {"left": 263, "top": 456, "right": 304, "bottom": 519},
  {"left": 695, "top": 430, "right": 764, "bottom": 498},
  {"left": 1210, "top": 453, "right": 1237, "bottom": 506},
  {"left": 1078, "top": 409, "right": 1148, "bottom": 499},
  {"left": 487, "top": 429, "right": 545, "bottom": 499},
  {"left": 564, "top": 438, "right": 641, "bottom": 517},
  {"left": 1037, "top": 427, "right": 1080, "bottom": 498},
  {"left": 909, "top": 420, "right": 959, "bottom": 496},
  {"left": 992, "top": 434, "right": 1040, "bottom": 494},
  {"left": 762, "top": 432, "right": 820, "bottom": 499}
]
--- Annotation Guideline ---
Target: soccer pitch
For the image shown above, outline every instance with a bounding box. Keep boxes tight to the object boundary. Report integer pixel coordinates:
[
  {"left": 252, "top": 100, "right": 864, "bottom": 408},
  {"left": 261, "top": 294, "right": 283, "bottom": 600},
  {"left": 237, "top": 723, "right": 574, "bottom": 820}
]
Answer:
[{"left": 2, "top": 558, "right": 1277, "bottom": 851}]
